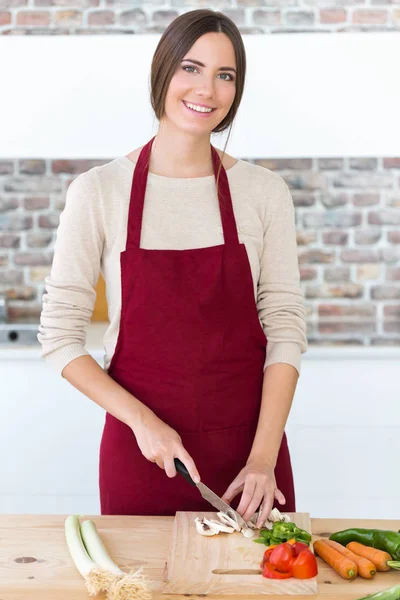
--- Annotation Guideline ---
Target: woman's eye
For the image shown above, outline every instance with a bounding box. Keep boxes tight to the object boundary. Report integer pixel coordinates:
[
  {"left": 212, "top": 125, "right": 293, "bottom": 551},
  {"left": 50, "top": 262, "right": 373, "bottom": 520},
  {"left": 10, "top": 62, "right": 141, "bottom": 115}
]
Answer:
[
  {"left": 219, "top": 73, "right": 235, "bottom": 82},
  {"left": 182, "top": 66, "right": 234, "bottom": 82}
]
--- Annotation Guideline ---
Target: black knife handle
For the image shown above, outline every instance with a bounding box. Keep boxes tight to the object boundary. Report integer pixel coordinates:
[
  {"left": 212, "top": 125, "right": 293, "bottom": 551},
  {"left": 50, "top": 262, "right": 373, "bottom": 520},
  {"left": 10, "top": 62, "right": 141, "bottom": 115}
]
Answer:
[{"left": 174, "top": 458, "right": 196, "bottom": 486}]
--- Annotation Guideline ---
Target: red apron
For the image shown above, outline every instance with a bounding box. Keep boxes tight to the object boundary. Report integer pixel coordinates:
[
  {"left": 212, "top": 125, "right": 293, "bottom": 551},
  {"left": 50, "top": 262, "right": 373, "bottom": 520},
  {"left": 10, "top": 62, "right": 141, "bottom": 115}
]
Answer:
[{"left": 99, "top": 136, "right": 295, "bottom": 516}]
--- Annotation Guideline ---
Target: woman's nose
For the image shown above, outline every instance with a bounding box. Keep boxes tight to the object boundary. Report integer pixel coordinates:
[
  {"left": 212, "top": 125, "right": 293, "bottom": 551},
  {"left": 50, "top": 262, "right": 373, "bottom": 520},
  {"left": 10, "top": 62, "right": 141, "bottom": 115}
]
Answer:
[{"left": 194, "top": 77, "right": 215, "bottom": 98}]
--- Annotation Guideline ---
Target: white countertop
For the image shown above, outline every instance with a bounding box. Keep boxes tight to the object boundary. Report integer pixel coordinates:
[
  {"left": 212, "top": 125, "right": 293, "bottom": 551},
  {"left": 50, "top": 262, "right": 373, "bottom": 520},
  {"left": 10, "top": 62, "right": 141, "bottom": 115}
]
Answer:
[{"left": 1, "top": 321, "right": 400, "bottom": 361}]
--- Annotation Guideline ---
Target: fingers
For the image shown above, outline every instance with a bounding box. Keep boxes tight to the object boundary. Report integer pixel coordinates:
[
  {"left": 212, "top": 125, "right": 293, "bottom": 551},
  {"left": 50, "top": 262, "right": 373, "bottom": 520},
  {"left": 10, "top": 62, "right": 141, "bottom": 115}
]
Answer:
[
  {"left": 163, "top": 456, "right": 177, "bottom": 478},
  {"left": 238, "top": 480, "right": 264, "bottom": 523},
  {"left": 176, "top": 449, "right": 201, "bottom": 483},
  {"left": 257, "top": 491, "right": 274, "bottom": 528},
  {"left": 155, "top": 447, "right": 201, "bottom": 484},
  {"left": 256, "top": 487, "right": 286, "bottom": 528},
  {"left": 275, "top": 488, "right": 286, "bottom": 505},
  {"left": 221, "top": 478, "right": 244, "bottom": 505}
]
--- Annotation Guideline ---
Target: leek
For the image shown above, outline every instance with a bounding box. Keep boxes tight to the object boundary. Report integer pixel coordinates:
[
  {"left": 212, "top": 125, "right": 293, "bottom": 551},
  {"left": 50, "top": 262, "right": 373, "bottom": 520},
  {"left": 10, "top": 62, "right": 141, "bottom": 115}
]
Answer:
[
  {"left": 79, "top": 518, "right": 152, "bottom": 600},
  {"left": 64, "top": 515, "right": 114, "bottom": 595},
  {"left": 80, "top": 520, "right": 125, "bottom": 577}
]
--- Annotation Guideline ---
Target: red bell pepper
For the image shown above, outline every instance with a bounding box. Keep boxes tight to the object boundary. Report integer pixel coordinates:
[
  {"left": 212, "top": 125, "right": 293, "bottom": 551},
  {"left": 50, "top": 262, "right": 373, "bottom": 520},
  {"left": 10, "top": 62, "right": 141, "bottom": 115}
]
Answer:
[
  {"left": 291, "top": 549, "right": 318, "bottom": 579},
  {"left": 292, "top": 541, "right": 310, "bottom": 556},
  {"left": 260, "top": 541, "right": 318, "bottom": 580},
  {"left": 269, "top": 543, "right": 295, "bottom": 572},
  {"left": 262, "top": 562, "right": 293, "bottom": 579}
]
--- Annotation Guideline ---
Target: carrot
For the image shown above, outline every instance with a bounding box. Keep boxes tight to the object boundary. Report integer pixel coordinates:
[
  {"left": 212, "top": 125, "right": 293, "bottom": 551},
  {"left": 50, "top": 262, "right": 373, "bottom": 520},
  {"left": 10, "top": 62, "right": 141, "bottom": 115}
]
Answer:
[
  {"left": 323, "top": 539, "right": 376, "bottom": 579},
  {"left": 313, "top": 539, "right": 358, "bottom": 580},
  {"left": 346, "top": 541, "right": 391, "bottom": 572}
]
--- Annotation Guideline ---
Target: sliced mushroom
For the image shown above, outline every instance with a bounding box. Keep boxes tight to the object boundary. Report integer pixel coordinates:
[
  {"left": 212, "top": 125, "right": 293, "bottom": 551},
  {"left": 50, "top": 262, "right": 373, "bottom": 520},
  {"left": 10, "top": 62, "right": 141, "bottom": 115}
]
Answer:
[
  {"left": 247, "top": 506, "right": 292, "bottom": 530},
  {"left": 217, "top": 511, "right": 241, "bottom": 532},
  {"left": 194, "top": 517, "right": 220, "bottom": 536},
  {"left": 203, "top": 518, "right": 235, "bottom": 534},
  {"left": 241, "top": 527, "right": 255, "bottom": 539}
]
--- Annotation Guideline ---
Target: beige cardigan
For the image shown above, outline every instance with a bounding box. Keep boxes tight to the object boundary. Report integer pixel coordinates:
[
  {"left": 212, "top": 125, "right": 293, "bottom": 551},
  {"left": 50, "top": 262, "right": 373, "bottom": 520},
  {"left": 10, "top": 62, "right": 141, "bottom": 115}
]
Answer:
[{"left": 38, "top": 155, "right": 308, "bottom": 375}]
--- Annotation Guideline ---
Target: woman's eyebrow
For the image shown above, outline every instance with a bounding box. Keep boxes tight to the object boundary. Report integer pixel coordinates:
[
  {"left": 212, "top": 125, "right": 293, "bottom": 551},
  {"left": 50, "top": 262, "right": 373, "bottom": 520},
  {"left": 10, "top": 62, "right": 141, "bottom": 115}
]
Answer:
[{"left": 181, "top": 58, "right": 237, "bottom": 74}]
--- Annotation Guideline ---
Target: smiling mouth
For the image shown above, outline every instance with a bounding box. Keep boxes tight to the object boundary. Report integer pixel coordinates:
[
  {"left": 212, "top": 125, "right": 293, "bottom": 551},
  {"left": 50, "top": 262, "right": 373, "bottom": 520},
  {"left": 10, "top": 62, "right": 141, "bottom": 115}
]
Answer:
[{"left": 183, "top": 100, "right": 216, "bottom": 113}]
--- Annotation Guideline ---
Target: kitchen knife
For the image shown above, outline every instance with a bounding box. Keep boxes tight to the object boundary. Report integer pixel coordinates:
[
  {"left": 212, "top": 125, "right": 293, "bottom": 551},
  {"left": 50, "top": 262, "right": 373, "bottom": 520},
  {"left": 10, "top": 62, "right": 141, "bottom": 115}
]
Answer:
[{"left": 174, "top": 457, "right": 251, "bottom": 531}]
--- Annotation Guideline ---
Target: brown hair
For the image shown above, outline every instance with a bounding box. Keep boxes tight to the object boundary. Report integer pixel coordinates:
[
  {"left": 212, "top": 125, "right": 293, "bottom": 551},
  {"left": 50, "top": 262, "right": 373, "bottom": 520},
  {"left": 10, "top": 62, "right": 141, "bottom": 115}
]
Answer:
[{"left": 149, "top": 9, "right": 246, "bottom": 188}]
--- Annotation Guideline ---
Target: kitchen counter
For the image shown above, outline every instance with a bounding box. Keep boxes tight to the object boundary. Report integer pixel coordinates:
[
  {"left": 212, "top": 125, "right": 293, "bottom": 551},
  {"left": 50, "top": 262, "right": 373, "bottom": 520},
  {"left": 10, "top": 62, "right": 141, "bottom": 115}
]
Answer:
[{"left": 1, "top": 515, "right": 399, "bottom": 599}]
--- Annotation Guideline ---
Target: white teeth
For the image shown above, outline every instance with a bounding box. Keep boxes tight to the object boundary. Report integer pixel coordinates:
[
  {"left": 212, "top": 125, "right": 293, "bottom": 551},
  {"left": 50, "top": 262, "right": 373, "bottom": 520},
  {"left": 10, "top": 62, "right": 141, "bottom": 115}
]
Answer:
[{"left": 185, "top": 101, "right": 213, "bottom": 113}]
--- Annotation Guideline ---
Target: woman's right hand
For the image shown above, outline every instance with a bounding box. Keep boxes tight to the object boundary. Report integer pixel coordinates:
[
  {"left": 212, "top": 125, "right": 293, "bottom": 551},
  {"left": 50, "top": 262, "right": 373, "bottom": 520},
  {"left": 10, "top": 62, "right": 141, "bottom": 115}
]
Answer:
[{"left": 131, "top": 406, "right": 201, "bottom": 483}]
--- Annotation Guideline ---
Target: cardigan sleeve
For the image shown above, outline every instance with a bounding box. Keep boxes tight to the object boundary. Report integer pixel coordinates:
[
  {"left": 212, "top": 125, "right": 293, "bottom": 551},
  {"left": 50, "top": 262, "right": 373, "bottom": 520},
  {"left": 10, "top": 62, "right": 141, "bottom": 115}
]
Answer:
[
  {"left": 37, "top": 170, "right": 104, "bottom": 375},
  {"left": 256, "top": 175, "right": 308, "bottom": 375}
]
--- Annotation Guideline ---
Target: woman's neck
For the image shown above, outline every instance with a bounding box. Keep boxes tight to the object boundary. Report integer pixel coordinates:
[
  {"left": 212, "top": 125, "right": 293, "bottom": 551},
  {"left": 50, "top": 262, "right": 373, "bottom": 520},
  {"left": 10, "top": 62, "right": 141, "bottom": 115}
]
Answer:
[{"left": 150, "top": 125, "right": 214, "bottom": 178}]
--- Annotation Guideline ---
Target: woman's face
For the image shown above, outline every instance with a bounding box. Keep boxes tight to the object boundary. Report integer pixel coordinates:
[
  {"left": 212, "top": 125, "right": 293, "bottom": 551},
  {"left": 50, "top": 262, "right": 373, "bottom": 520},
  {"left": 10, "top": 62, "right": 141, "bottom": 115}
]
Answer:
[{"left": 163, "top": 32, "right": 237, "bottom": 135}]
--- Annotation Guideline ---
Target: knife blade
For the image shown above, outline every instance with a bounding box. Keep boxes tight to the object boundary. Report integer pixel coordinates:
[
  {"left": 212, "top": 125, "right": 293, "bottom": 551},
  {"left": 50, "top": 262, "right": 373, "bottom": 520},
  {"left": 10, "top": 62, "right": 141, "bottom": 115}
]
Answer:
[{"left": 174, "top": 457, "right": 251, "bottom": 531}]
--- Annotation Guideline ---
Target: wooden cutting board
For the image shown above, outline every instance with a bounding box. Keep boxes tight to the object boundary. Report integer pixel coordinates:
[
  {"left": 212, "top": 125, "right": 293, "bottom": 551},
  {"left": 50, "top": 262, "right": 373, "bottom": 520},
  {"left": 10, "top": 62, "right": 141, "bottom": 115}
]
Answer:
[{"left": 163, "top": 512, "right": 318, "bottom": 595}]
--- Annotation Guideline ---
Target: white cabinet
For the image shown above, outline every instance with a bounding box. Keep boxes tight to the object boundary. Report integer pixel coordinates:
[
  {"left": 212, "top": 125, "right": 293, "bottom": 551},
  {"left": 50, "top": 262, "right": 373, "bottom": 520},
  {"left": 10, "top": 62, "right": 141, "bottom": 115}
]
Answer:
[
  {"left": 286, "top": 349, "right": 400, "bottom": 520},
  {"left": 0, "top": 350, "right": 105, "bottom": 515}
]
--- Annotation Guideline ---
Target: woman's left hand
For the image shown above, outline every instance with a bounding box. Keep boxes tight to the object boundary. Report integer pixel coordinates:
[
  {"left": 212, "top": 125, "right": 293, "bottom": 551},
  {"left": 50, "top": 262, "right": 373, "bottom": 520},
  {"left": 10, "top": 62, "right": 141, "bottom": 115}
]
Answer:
[{"left": 221, "top": 459, "right": 286, "bottom": 529}]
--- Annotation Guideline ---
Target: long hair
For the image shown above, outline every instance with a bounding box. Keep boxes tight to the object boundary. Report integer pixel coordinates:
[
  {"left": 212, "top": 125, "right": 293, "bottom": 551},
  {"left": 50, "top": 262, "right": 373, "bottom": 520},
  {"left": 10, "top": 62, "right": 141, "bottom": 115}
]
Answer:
[{"left": 149, "top": 9, "right": 247, "bottom": 189}]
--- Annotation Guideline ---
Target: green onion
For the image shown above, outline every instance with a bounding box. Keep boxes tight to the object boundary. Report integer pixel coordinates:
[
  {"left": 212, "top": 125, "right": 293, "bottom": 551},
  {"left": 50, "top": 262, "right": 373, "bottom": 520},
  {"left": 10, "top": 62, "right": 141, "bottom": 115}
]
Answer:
[{"left": 65, "top": 515, "right": 114, "bottom": 595}]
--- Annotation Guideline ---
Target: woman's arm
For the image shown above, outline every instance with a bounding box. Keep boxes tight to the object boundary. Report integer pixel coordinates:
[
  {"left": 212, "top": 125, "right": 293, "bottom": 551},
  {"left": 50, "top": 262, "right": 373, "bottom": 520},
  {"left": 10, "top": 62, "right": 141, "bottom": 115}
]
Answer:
[
  {"left": 257, "top": 174, "right": 308, "bottom": 375},
  {"left": 221, "top": 174, "right": 306, "bottom": 525},
  {"left": 248, "top": 362, "right": 298, "bottom": 470}
]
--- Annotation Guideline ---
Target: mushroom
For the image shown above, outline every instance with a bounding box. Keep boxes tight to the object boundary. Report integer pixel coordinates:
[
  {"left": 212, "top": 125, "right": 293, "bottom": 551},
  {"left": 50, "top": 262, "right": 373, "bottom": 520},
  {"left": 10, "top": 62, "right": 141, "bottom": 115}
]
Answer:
[
  {"left": 202, "top": 517, "right": 236, "bottom": 534},
  {"left": 217, "top": 511, "right": 241, "bottom": 532},
  {"left": 195, "top": 517, "right": 220, "bottom": 536},
  {"left": 195, "top": 507, "right": 290, "bottom": 539},
  {"left": 242, "top": 527, "right": 255, "bottom": 539},
  {"left": 248, "top": 506, "right": 292, "bottom": 530}
]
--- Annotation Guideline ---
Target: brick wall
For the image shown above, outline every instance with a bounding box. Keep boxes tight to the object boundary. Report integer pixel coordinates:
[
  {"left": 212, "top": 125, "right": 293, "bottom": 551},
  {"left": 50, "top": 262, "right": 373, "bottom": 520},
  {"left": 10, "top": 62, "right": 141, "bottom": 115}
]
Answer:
[
  {"left": 1, "top": 1, "right": 400, "bottom": 35},
  {"left": 1, "top": 3, "right": 399, "bottom": 344},
  {"left": 1, "top": 156, "right": 399, "bottom": 343}
]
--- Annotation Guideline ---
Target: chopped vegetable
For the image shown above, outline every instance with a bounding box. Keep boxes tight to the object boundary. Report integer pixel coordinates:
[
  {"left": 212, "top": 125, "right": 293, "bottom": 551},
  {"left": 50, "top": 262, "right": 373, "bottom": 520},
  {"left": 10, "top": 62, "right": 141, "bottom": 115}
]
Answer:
[
  {"left": 260, "top": 541, "right": 318, "bottom": 580},
  {"left": 269, "top": 543, "right": 294, "bottom": 572},
  {"left": 291, "top": 542, "right": 310, "bottom": 556},
  {"left": 347, "top": 541, "right": 392, "bottom": 572},
  {"left": 313, "top": 539, "right": 357, "bottom": 580},
  {"left": 291, "top": 549, "right": 318, "bottom": 579},
  {"left": 254, "top": 521, "right": 311, "bottom": 546},
  {"left": 262, "top": 562, "right": 293, "bottom": 579},
  {"left": 356, "top": 583, "right": 400, "bottom": 599},
  {"left": 194, "top": 512, "right": 254, "bottom": 538},
  {"left": 329, "top": 528, "right": 400, "bottom": 561},
  {"left": 323, "top": 539, "right": 376, "bottom": 579}
]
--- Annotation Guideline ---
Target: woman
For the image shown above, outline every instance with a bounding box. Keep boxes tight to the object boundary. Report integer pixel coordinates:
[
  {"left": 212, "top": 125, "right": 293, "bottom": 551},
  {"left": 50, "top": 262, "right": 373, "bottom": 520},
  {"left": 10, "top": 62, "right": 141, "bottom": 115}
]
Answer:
[{"left": 38, "top": 9, "right": 307, "bottom": 528}]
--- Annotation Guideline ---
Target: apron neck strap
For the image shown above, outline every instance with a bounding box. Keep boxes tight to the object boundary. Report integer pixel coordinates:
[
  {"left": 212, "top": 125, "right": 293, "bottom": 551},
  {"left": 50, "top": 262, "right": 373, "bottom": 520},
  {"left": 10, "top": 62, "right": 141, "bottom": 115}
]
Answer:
[{"left": 127, "top": 136, "right": 240, "bottom": 248}]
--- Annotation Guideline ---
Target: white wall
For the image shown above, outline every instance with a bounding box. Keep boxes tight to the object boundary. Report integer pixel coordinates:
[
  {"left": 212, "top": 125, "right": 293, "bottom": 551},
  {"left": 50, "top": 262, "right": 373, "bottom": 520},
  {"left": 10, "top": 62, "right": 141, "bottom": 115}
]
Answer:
[
  {"left": 1, "top": 342, "right": 399, "bottom": 519},
  {"left": 1, "top": 33, "right": 400, "bottom": 158}
]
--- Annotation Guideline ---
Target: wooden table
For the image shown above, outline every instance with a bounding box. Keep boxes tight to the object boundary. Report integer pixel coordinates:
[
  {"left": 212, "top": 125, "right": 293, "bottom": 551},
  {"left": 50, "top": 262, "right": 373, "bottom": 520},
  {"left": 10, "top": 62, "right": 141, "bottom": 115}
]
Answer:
[{"left": 1, "top": 515, "right": 399, "bottom": 599}]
